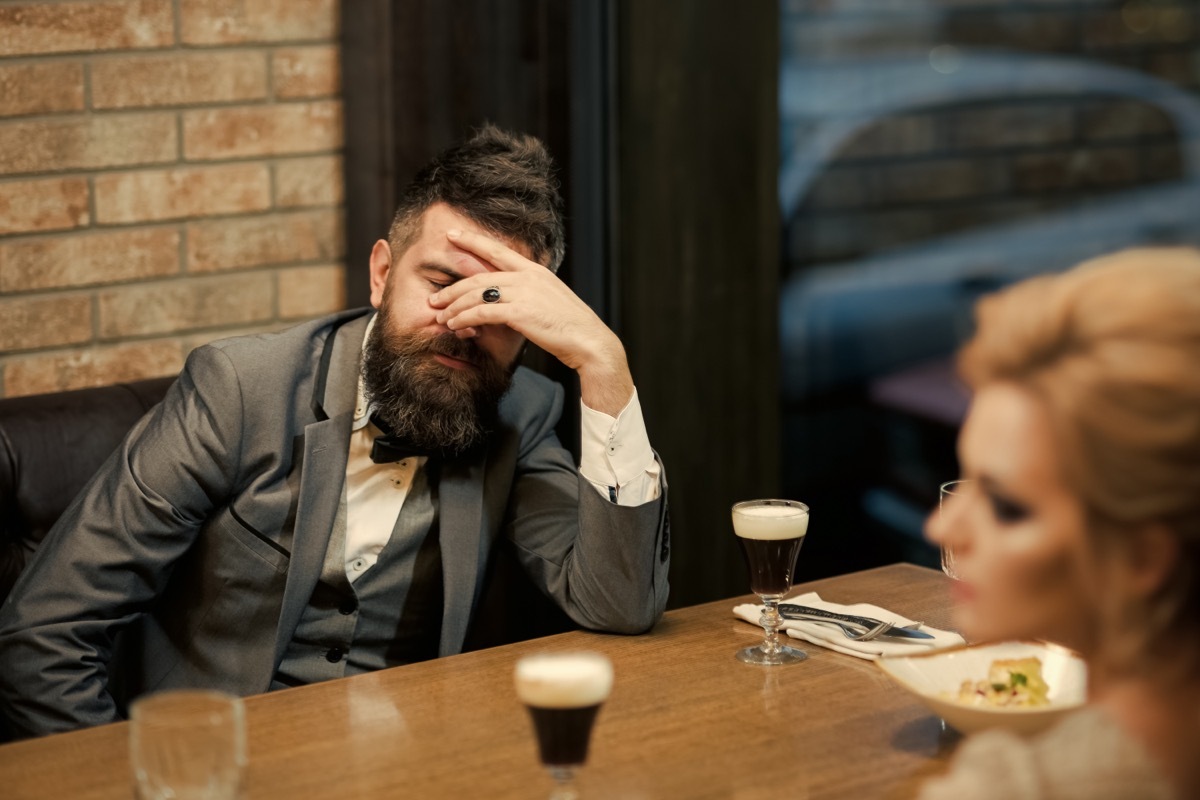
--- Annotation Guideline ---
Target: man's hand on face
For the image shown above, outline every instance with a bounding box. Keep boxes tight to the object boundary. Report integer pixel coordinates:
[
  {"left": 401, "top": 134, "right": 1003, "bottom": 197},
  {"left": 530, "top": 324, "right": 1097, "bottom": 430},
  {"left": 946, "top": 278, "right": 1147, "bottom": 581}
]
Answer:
[{"left": 428, "top": 229, "right": 635, "bottom": 417}]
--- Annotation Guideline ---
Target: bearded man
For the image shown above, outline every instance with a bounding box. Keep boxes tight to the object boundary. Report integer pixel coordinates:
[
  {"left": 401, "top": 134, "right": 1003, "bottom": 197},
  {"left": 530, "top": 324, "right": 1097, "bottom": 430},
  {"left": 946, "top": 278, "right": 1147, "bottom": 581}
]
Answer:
[{"left": 0, "top": 126, "right": 669, "bottom": 738}]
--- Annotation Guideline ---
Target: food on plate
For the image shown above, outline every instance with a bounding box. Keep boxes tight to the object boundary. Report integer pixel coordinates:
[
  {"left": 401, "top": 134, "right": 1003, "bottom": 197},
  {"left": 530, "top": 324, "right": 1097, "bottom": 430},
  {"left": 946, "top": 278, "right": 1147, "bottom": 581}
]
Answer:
[{"left": 952, "top": 657, "right": 1051, "bottom": 708}]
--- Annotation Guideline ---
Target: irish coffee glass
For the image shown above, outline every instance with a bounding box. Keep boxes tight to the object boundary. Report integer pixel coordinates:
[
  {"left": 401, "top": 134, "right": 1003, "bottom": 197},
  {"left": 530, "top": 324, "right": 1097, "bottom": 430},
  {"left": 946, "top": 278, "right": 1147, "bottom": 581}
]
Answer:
[
  {"left": 733, "top": 499, "right": 810, "bottom": 666},
  {"left": 515, "top": 652, "right": 613, "bottom": 800}
]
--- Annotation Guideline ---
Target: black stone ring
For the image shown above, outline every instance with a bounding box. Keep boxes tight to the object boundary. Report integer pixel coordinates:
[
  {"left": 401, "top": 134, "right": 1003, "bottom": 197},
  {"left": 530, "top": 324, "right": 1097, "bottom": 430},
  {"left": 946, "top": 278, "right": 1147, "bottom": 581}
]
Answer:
[{"left": 482, "top": 286, "right": 502, "bottom": 304}]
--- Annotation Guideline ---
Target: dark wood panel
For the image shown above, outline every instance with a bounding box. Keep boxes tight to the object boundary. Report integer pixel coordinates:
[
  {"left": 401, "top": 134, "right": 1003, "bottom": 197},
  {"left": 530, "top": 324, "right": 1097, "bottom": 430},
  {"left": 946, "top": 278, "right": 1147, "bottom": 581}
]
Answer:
[
  {"left": 616, "top": 2, "right": 781, "bottom": 607},
  {"left": 342, "top": 0, "right": 573, "bottom": 309},
  {"left": 340, "top": 0, "right": 395, "bottom": 310},
  {"left": 341, "top": 0, "right": 583, "bottom": 450},
  {"left": 342, "top": 0, "right": 783, "bottom": 609}
]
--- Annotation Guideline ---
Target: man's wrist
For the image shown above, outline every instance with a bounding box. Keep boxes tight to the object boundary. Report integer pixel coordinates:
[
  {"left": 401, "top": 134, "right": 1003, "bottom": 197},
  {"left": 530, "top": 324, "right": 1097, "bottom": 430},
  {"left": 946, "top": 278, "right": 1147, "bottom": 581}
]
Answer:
[
  {"left": 578, "top": 367, "right": 634, "bottom": 416},
  {"left": 575, "top": 335, "right": 634, "bottom": 415}
]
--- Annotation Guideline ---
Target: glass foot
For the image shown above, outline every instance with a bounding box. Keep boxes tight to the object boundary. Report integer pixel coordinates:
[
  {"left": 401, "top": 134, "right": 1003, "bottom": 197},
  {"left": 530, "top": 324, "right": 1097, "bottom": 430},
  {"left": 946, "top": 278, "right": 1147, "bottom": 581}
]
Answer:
[{"left": 735, "top": 644, "right": 807, "bottom": 666}]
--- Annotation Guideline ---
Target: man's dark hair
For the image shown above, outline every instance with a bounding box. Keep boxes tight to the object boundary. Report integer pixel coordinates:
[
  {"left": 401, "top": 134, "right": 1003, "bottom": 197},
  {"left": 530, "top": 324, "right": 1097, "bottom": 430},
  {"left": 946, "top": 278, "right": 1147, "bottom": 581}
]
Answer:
[{"left": 387, "top": 124, "right": 565, "bottom": 272}]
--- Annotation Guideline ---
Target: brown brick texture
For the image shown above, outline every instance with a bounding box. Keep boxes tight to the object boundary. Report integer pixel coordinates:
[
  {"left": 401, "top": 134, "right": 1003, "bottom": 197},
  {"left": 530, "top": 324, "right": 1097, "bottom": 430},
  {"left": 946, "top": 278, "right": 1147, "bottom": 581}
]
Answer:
[
  {"left": 783, "top": 2, "right": 1200, "bottom": 270},
  {"left": 0, "top": 0, "right": 346, "bottom": 398}
]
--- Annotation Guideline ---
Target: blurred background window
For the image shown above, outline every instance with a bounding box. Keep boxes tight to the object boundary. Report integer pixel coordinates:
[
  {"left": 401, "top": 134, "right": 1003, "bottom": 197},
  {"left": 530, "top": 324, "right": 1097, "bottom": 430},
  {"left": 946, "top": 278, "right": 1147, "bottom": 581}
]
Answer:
[{"left": 778, "top": 0, "right": 1200, "bottom": 580}]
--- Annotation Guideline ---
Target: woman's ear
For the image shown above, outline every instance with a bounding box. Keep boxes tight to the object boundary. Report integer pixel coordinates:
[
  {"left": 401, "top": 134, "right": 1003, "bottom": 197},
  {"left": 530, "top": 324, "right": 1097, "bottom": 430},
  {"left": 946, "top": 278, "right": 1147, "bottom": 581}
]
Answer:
[{"left": 1118, "top": 523, "right": 1180, "bottom": 599}]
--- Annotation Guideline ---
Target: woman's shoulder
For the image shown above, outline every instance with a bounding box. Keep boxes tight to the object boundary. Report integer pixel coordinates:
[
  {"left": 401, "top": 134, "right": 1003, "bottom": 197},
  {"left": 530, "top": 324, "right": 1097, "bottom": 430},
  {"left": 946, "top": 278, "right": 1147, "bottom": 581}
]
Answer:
[{"left": 917, "top": 706, "right": 1172, "bottom": 800}]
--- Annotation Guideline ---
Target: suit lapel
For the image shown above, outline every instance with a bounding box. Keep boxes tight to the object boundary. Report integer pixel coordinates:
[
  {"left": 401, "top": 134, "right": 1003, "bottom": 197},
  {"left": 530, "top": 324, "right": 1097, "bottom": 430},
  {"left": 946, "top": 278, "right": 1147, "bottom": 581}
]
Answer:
[
  {"left": 272, "top": 312, "right": 370, "bottom": 666},
  {"left": 437, "top": 452, "right": 488, "bottom": 656},
  {"left": 265, "top": 308, "right": 493, "bottom": 661}
]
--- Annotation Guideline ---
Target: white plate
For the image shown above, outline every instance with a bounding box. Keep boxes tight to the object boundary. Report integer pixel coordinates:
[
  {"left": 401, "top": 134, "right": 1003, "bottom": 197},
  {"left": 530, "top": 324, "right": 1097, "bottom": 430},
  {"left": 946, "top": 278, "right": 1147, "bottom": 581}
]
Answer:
[{"left": 878, "top": 640, "right": 1087, "bottom": 736}]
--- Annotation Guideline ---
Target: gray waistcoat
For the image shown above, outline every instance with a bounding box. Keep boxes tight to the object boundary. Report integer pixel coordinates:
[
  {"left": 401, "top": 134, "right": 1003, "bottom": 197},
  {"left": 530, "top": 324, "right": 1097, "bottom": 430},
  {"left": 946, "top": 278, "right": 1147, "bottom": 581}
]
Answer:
[{"left": 271, "top": 465, "right": 443, "bottom": 689}]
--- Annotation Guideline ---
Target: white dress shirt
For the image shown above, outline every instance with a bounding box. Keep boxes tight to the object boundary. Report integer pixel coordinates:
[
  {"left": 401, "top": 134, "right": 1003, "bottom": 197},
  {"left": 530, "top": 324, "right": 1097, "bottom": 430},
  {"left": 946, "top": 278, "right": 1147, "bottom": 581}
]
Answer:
[{"left": 343, "top": 317, "right": 660, "bottom": 582}]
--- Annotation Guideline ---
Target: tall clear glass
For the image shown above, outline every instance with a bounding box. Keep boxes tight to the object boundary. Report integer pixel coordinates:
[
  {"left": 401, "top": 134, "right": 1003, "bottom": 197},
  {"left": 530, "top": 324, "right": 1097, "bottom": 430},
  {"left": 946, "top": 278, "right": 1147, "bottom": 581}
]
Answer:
[
  {"left": 515, "top": 652, "right": 613, "bottom": 800},
  {"left": 939, "top": 479, "right": 972, "bottom": 579},
  {"left": 130, "top": 690, "right": 246, "bottom": 800},
  {"left": 732, "top": 499, "right": 810, "bottom": 666}
]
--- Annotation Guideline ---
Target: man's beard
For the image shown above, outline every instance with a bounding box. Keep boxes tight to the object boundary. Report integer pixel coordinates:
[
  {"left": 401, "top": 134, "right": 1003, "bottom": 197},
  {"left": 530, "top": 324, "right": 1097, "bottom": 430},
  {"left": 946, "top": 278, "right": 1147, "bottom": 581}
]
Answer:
[{"left": 361, "top": 309, "right": 516, "bottom": 456}]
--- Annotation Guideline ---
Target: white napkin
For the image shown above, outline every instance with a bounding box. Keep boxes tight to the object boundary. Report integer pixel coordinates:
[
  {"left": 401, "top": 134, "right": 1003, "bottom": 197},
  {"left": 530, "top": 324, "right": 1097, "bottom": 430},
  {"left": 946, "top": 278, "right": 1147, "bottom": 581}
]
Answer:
[{"left": 732, "top": 591, "right": 965, "bottom": 660}]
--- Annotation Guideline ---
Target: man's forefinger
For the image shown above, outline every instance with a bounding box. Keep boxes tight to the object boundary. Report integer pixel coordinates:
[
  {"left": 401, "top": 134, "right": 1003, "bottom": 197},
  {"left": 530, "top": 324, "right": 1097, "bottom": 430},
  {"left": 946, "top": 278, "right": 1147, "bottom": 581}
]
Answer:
[{"left": 446, "top": 228, "right": 537, "bottom": 272}]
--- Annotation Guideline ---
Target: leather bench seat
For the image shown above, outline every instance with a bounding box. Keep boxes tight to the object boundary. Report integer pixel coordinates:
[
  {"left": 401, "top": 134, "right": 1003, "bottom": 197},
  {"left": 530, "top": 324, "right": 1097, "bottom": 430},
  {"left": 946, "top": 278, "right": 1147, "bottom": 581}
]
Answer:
[{"left": 0, "top": 377, "right": 176, "bottom": 604}]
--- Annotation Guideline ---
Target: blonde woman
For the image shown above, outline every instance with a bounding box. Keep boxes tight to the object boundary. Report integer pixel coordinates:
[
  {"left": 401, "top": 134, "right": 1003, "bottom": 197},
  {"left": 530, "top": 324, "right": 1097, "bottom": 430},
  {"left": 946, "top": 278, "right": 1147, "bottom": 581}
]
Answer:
[{"left": 922, "top": 248, "right": 1200, "bottom": 800}]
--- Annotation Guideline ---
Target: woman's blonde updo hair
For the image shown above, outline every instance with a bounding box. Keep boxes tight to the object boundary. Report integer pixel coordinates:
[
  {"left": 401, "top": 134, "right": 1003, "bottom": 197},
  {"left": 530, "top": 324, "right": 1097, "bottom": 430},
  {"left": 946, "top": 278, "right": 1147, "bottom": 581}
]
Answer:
[{"left": 958, "top": 247, "right": 1200, "bottom": 677}]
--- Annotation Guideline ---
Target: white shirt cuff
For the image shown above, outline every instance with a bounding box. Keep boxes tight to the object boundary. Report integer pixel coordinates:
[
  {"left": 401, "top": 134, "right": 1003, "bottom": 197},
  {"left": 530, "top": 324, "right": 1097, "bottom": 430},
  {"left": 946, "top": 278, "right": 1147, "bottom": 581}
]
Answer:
[{"left": 578, "top": 388, "right": 661, "bottom": 505}]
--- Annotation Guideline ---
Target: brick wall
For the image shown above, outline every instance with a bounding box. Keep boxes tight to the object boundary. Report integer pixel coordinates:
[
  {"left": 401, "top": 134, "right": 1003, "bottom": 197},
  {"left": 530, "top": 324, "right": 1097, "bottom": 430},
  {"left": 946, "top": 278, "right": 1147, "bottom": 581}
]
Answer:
[
  {"left": 783, "top": 0, "right": 1200, "bottom": 271},
  {"left": 0, "top": 0, "right": 345, "bottom": 399}
]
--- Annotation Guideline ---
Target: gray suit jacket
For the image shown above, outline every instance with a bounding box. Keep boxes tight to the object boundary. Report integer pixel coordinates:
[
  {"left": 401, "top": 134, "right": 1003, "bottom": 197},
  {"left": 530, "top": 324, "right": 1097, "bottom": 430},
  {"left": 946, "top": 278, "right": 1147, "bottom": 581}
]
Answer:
[{"left": 0, "top": 310, "right": 669, "bottom": 737}]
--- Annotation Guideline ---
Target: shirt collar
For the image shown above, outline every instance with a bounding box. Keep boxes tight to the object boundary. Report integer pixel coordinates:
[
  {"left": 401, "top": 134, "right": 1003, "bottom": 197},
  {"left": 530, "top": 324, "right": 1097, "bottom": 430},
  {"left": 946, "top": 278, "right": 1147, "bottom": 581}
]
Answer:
[{"left": 351, "top": 313, "right": 377, "bottom": 432}]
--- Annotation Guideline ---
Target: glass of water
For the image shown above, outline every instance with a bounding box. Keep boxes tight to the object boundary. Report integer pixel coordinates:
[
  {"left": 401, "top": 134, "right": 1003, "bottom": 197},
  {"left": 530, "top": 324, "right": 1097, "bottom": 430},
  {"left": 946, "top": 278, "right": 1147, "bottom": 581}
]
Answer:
[
  {"left": 939, "top": 479, "right": 972, "bottom": 579},
  {"left": 130, "top": 690, "right": 246, "bottom": 800}
]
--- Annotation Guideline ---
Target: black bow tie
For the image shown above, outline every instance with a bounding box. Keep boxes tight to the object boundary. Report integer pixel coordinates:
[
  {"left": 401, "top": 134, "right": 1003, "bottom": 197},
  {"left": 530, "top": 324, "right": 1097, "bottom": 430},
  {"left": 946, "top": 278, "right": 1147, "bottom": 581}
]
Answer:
[
  {"left": 370, "top": 435, "right": 429, "bottom": 464},
  {"left": 368, "top": 415, "right": 430, "bottom": 464}
]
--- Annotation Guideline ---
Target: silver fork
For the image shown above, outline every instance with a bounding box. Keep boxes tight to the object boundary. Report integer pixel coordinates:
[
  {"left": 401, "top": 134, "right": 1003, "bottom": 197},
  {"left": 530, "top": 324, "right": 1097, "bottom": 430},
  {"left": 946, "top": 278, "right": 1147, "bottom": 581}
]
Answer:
[
  {"left": 784, "top": 612, "right": 893, "bottom": 641},
  {"left": 835, "top": 619, "right": 893, "bottom": 641}
]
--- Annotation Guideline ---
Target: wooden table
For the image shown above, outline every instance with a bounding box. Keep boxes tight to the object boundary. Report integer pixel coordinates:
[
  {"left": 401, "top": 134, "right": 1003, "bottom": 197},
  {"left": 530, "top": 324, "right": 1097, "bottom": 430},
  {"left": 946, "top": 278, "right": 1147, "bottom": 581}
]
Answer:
[{"left": 0, "top": 564, "right": 961, "bottom": 799}]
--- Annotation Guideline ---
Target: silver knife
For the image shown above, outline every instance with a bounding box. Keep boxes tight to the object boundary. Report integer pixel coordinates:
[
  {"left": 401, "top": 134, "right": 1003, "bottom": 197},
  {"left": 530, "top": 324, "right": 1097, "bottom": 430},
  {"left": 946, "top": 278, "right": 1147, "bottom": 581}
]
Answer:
[
  {"left": 778, "top": 603, "right": 936, "bottom": 640},
  {"left": 872, "top": 627, "right": 937, "bottom": 642}
]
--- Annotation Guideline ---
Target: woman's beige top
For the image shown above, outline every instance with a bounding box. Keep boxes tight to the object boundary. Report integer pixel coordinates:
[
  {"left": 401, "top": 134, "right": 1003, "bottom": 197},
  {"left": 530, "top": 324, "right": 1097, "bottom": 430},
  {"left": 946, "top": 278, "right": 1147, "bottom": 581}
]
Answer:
[{"left": 919, "top": 706, "right": 1173, "bottom": 800}]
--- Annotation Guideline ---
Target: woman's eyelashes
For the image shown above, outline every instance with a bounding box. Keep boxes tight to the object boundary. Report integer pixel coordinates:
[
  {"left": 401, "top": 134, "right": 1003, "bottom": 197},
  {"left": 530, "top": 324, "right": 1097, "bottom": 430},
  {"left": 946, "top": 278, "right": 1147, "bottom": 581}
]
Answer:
[{"left": 988, "top": 491, "right": 1031, "bottom": 524}]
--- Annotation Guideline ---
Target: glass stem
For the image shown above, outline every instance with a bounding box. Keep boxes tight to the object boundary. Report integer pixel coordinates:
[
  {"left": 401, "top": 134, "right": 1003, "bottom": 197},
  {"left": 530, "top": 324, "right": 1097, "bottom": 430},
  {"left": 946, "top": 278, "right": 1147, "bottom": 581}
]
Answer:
[
  {"left": 760, "top": 597, "right": 782, "bottom": 654},
  {"left": 547, "top": 766, "right": 579, "bottom": 800}
]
